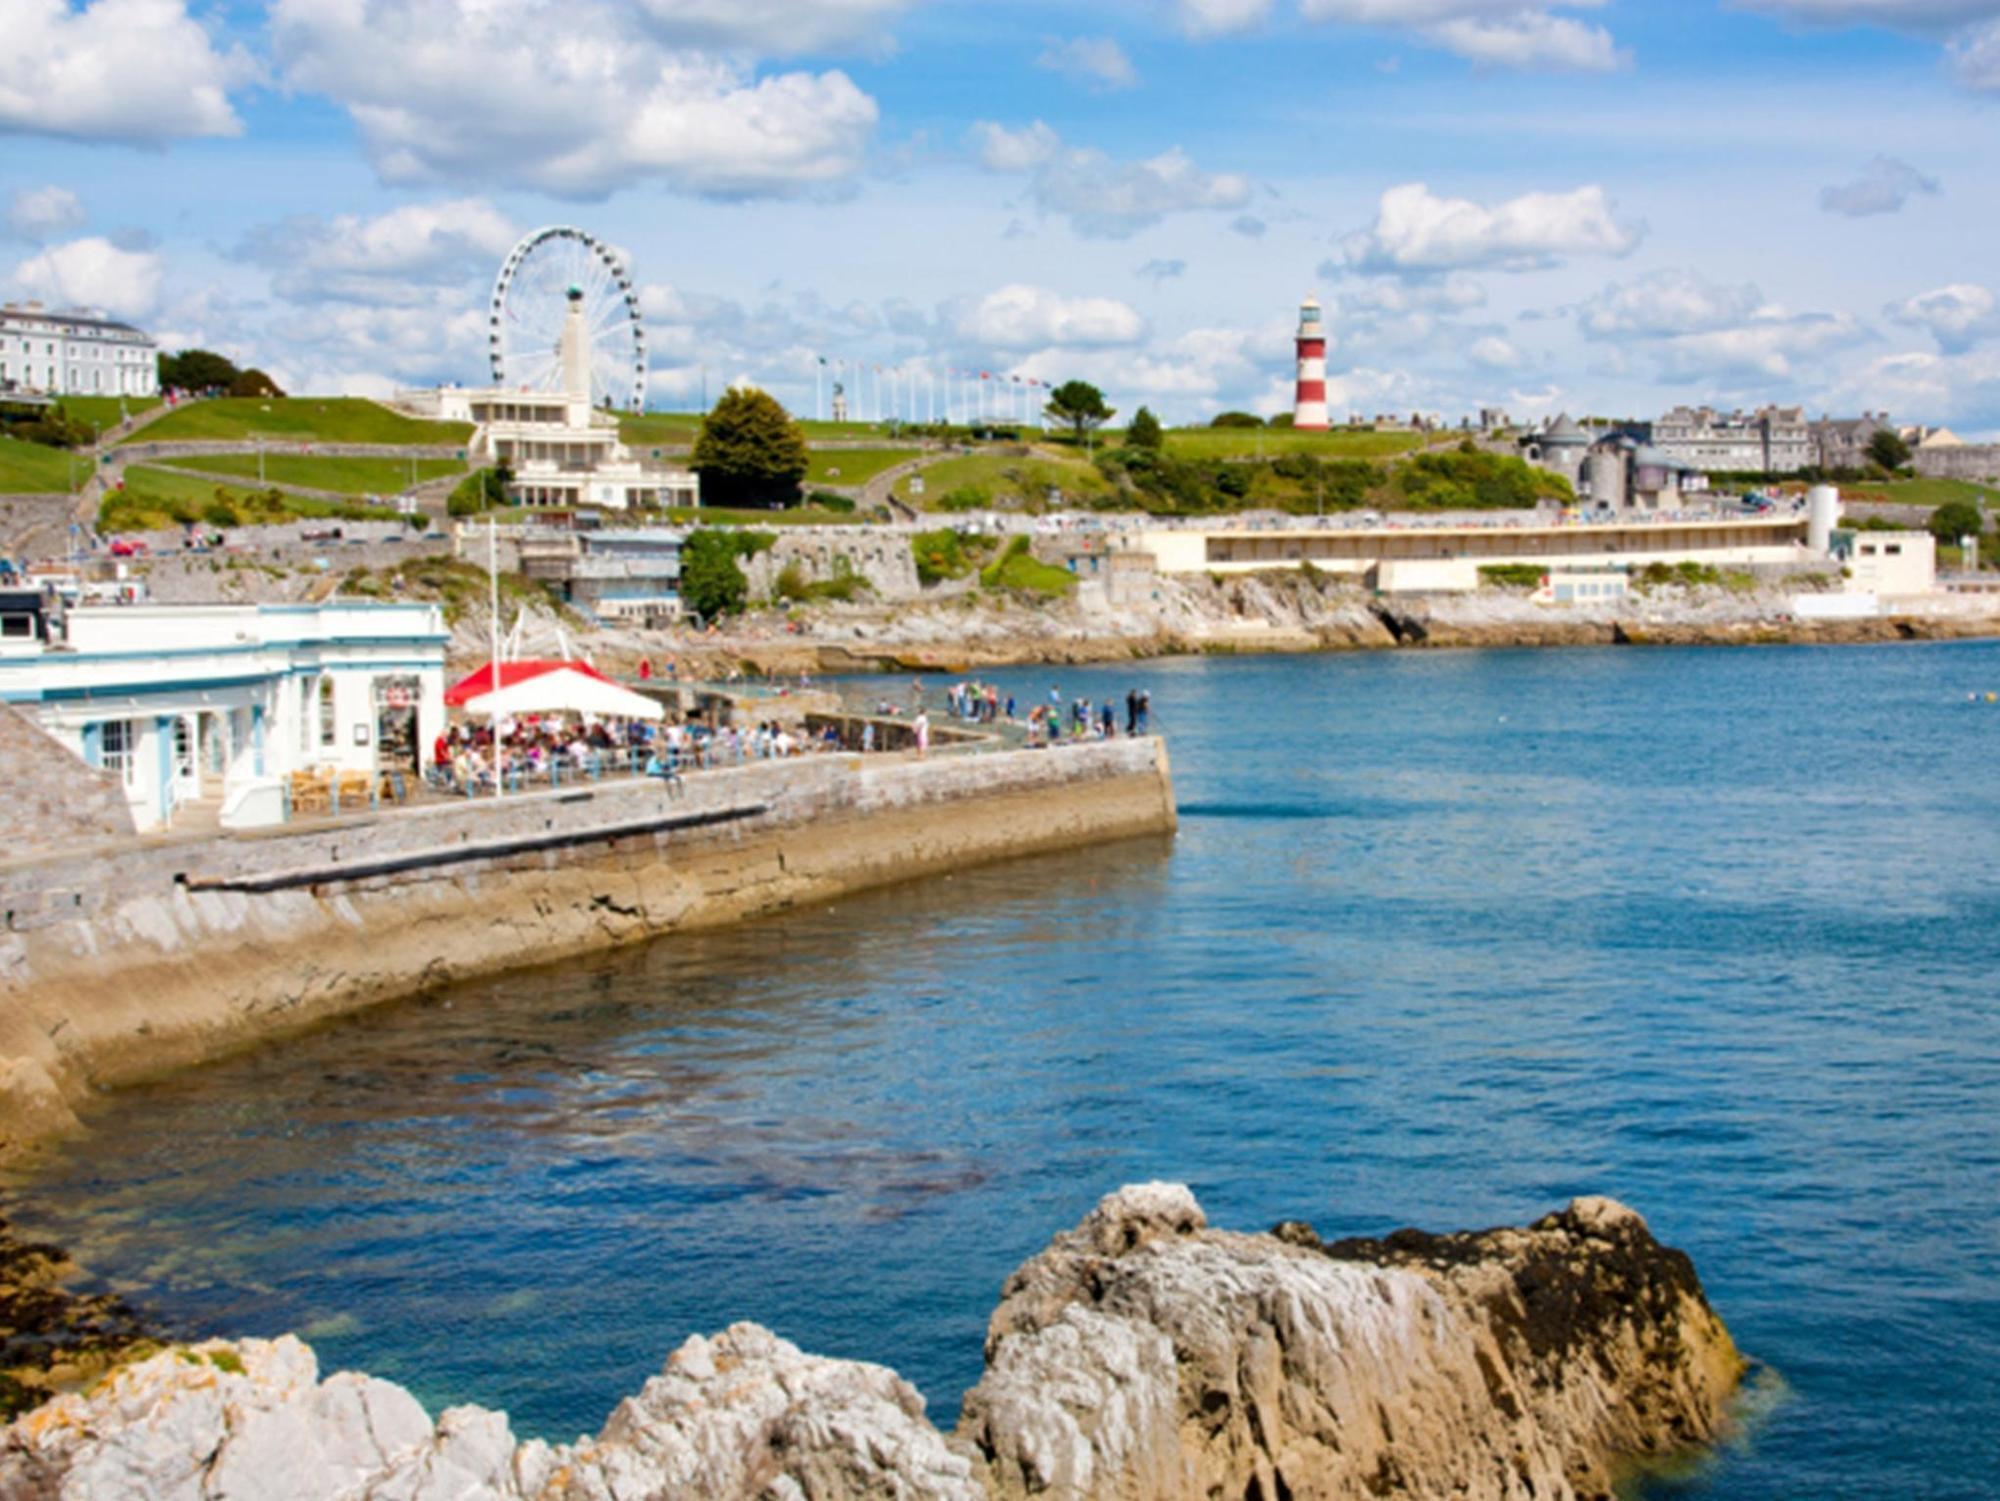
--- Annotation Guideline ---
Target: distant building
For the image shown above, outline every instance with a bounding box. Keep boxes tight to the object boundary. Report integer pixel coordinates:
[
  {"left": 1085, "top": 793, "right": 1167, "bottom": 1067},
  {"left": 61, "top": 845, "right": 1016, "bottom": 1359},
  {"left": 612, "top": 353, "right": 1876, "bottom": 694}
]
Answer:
[
  {"left": 519, "top": 527, "right": 683, "bottom": 624},
  {"left": 1845, "top": 531, "right": 1936, "bottom": 597},
  {"left": 0, "top": 301, "right": 158, "bottom": 399},
  {"left": 416, "top": 290, "right": 695, "bottom": 514},
  {"left": 1811, "top": 412, "right": 1896, "bottom": 470},
  {"left": 830, "top": 380, "right": 849, "bottom": 423},
  {"left": 1520, "top": 412, "right": 1594, "bottom": 488},
  {"left": 1653, "top": 405, "right": 1811, "bottom": 473},
  {"left": 1479, "top": 408, "right": 1512, "bottom": 432}
]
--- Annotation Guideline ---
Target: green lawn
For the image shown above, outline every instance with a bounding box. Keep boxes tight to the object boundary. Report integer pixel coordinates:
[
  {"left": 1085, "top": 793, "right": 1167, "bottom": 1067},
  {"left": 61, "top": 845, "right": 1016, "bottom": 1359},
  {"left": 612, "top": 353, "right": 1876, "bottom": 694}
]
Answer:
[
  {"left": 1840, "top": 477, "right": 2000, "bottom": 509},
  {"left": 114, "top": 398, "right": 472, "bottom": 448},
  {"left": 0, "top": 436, "right": 87, "bottom": 493},
  {"left": 102, "top": 465, "right": 413, "bottom": 530},
  {"left": 57, "top": 395, "right": 163, "bottom": 433},
  {"left": 806, "top": 448, "right": 920, "bottom": 485},
  {"left": 1158, "top": 428, "right": 1431, "bottom": 459},
  {"left": 157, "top": 453, "right": 465, "bottom": 495},
  {"left": 894, "top": 451, "right": 1110, "bottom": 509},
  {"left": 619, "top": 412, "right": 703, "bottom": 448},
  {"left": 664, "top": 504, "right": 864, "bottom": 527}
]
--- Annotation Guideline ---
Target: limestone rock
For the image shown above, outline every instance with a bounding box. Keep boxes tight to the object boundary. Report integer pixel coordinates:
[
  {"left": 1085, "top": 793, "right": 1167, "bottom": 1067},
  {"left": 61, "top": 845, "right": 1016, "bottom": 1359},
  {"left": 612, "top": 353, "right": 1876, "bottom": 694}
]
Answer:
[
  {"left": 0, "top": 1337, "right": 524, "bottom": 1501},
  {"left": 537, "top": 1322, "right": 982, "bottom": 1501},
  {"left": 959, "top": 1186, "right": 1743, "bottom": 1501},
  {"left": 0, "top": 1192, "right": 1740, "bottom": 1501}
]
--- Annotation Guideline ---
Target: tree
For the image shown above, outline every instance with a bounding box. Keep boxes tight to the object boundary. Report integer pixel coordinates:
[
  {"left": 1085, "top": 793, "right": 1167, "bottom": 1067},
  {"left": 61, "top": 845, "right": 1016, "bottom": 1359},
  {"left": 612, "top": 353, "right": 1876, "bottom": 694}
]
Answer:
[
  {"left": 1928, "top": 498, "right": 1985, "bottom": 545},
  {"left": 1868, "top": 428, "right": 1912, "bottom": 471},
  {"left": 158, "top": 348, "right": 240, "bottom": 393},
  {"left": 691, "top": 387, "right": 808, "bottom": 508},
  {"left": 1210, "top": 411, "right": 1262, "bottom": 429},
  {"left": 1043, "top": 380, "right": 1114, "bottom": 440},
  {"left": 680, "top": 528, "right": 775, "bottom": 620},
  {"left": 1127, "top": 406, "right": 1163, "bottom": 451},
  {"left": 228, "top": 368, "right": 285, "bottom": 399}
]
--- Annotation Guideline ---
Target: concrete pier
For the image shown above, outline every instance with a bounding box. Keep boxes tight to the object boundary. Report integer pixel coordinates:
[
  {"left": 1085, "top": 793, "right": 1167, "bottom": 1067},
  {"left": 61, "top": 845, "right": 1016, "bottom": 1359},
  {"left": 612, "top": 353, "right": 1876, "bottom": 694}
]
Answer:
[{"left": 0, "top": 740, "right": 1177, "bottom": 1157}]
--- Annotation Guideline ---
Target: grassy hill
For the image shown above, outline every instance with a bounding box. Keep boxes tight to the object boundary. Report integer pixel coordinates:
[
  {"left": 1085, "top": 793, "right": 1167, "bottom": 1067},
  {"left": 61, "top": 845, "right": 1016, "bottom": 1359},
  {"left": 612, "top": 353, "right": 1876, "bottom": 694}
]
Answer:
[
  {"left": 894, "top": 450, "right": 1111, "bottom": 510},
  {"left": 806, "top": 448, "right": 920, "bottom": 486},
  {"left": 101, "top": 465, "right": 417, "bottom": 531},
  {"left": 56, "top": 395, "right": 164, "bottom": 434},
  {"left": 0, "top": 436, "right": 87, "bottom": 494},
  {"left": 1160, "top": 427, "right": 1432, "bottom": 459},
  {"left": 158, "top": 453, "right": 466, "bottom": 495},
  {"left": 114, "top": 398, "right": 472, "bottom": 448}
]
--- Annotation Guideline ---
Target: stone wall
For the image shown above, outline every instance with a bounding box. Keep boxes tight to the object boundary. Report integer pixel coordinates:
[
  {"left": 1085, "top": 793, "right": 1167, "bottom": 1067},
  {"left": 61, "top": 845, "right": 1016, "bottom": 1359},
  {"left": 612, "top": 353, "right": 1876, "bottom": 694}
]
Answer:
[
  {"left": 744, "top": 531, "right": 921, "bottom": 601},
  {"left": 0, "top": 739, "right": 1176, "bottom": 1154},
  {"left": 0, "top": 704, "right": 135, "bottom": 854},
  {"left": 0, "top": 494, "right": 78, "bottom": 555},
  {"left": 1913, "top": 444, "right": 2000, "bottom": 482}
]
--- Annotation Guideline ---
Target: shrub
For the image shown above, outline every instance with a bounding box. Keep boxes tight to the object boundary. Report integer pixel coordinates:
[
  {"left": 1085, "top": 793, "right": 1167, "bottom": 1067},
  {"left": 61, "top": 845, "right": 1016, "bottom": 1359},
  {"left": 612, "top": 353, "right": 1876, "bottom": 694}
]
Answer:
[
  {"left": 805, "top": 489, "right": 856, "bottom": 512},
  {"left": 1478, "top": 564, "right": 1544, "bottom": 588},
  {"left": 1210, "top": 411, "right": 1263, "bottom": 428},
  {"left": 448, "top": 467, "right": 509, "bottom": 517},
  {"left": 680, "top": 527, "right": 776, "bottom": 619},
  {"left": 911, "top": 527, "right": 992, "bottom": 585},
  {"left": 979, "top": 535, "right": 1075, "bottom": 596},
  {"left": 1929, "top": 498, "right": 1986, "bottom": 544},
  {"left": 932, "top": 484, "right": 991, "bottom": 512}
]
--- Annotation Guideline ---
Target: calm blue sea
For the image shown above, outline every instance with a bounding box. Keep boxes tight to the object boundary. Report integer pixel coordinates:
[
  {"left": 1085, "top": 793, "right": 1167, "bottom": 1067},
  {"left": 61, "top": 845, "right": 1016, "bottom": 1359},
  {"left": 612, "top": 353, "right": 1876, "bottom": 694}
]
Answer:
[{"left": 12, "top": 644, "right": 2000, "bottom": 1499}]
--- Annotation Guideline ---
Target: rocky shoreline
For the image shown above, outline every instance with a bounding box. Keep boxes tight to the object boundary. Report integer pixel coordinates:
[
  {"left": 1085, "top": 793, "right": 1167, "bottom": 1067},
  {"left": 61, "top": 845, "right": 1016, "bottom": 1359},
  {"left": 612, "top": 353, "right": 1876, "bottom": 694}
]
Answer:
[
  {"left": 0, "top": 1211, "right": 155, "bottom": 1425},
  {"left": 2, "top": 1184, "right": 1743, "bottom": 1501}
]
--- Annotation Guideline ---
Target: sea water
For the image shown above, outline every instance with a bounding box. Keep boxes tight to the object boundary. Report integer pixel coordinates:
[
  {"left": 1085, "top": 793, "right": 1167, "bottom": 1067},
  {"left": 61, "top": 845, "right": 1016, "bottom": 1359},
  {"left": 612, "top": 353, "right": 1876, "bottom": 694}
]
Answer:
[{"left": 11, "top": 644, "right": 2000, "bottom": 1499}]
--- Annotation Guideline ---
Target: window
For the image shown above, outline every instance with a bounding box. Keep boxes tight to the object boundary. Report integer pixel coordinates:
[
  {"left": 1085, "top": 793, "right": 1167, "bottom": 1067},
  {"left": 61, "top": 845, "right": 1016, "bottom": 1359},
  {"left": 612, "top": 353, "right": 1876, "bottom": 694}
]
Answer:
[
  {"left": 0, "top": 613, "right": 32, "bottom": 638},
  {"left": 101, "top": 720, "right": 134, "bottom": 784},
  {"left": 318, "top": 675, "right": 337, "bottom": 747}
]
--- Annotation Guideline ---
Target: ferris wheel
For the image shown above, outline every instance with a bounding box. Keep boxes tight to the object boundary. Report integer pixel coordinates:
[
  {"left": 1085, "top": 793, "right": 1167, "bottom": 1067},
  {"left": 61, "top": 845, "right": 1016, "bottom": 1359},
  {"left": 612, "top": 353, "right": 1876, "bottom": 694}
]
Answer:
[{"left": 487, "top": 226, "right": 647, "bottom": 411}]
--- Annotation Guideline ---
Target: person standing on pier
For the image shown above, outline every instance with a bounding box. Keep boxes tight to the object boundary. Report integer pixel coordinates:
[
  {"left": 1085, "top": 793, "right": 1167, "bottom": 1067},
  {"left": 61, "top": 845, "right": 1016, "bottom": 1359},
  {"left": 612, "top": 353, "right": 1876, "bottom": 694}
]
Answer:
[
  {"left": 913, "top": 709, "right": 930, "bottom": 758},
  {"left": 1125, "top": 689, "right": 1139, "bottom": 736}
]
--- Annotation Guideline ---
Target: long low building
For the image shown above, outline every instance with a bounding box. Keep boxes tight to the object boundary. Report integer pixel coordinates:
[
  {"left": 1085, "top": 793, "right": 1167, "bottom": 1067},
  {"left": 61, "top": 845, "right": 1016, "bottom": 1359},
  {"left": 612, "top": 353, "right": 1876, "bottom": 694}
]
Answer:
[
  {"left": 1133, "top": 514, "right": 1811, "bottom": 585},
  {"left": 0, "top": 600, "right": 446, "bottom": 834}
]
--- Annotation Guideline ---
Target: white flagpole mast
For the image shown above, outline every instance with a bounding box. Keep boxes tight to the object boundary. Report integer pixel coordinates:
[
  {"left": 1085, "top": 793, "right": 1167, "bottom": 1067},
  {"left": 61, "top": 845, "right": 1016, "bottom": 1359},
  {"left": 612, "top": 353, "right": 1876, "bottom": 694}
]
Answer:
[{"left": 488, "top": 515, "right": 504, "bottom": 800}]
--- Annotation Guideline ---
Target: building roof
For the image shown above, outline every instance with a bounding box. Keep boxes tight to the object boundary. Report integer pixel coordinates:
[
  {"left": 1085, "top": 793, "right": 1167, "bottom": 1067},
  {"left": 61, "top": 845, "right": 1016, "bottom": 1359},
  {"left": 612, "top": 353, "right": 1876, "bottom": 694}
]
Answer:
[
  {"left": 1542, "top": 412, "right": 1589, "bottom": 444},
  {"left": 0, "top": 303, "right": 150, "bottom": 339}
]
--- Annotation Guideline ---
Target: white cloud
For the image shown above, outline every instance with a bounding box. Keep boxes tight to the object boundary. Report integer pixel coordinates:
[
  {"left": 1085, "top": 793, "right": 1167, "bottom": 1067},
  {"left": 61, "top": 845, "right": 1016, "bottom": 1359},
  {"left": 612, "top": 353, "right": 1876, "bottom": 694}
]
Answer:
[
  {"left": 1297, "top": 1, "right": 1624, "bottom": 71},
  {"left": 6, "top": 186, "right": 86, "bottom": 241},
  {"left": 238, "top": 200, "right": 520, "bottom": 306},
  {"left": 1173, "top": 0, "right": 1275, "bottom": 37},
  {"left": 1035, "top": 36, "right": 1138, "bottom": 90},
  {"left": 1343, "top": 182, "right": 1642, "bottom": 274},
  {"left": 11, "top": 236, "right": 163, "bottom": 317},
  {"left": 972, "top": 120, "right": 1252, "bottom": 238},
  {"left": 1819, "top": 156, "right": 1940, "bottom": 216},
  {"left": 957, "top": 284, "right": 1147, "bottom": 349},
  {"left": 271, "top": 0, "right": 880, "bottom": 199},
  {"left": 1328, "top": 272, "right": 1490, "bottom": 314},
  {"left": 1885, "top": 282, "right": 2000, "bottom": 352},
  {"left": 1950, "top": 18, "right": 2000, "bottom": 86},
  {"left": 1469, "top": 335, "right": 1523, "bottom": 368},
  {"left": 1136, "top": 258, "right": 1188, "bottom": 283},
  {"left": 1650, "top": 311, "right": 1868, "bottom": 384},
  {"left": 1577, "top": 270, "right": 1767, "bottom": 338},
  {"left": 0, "top": 0, "right": 249, "bottom": 143}
]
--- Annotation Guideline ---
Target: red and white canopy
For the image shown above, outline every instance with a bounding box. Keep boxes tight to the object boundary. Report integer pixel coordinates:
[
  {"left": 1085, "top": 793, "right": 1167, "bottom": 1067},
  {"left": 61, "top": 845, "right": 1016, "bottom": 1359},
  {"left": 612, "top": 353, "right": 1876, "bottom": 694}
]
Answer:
[{"left": 447, "top": 660, "right": 663, "bottom": 720}]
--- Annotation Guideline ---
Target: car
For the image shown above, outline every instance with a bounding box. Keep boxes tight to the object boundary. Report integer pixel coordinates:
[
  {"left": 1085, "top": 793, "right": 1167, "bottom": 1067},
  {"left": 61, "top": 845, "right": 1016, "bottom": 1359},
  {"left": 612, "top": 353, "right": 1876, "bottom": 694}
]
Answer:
[{"left": 107, "top": 539, "right": 147, "bottom": 557}]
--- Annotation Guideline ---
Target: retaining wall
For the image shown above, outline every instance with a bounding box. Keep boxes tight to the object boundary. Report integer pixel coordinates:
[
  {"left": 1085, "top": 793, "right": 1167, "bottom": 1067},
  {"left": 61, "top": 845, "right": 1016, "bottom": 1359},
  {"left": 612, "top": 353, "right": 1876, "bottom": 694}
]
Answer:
[{"left": 0, "top": 739, "right": 1176, "bottom": 1154}]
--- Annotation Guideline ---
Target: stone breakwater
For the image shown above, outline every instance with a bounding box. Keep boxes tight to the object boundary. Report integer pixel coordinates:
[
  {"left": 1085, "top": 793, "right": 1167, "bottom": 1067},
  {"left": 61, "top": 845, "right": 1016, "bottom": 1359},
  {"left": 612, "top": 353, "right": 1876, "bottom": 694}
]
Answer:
[
  {"left": 0, "top": 1184, "right": 1743, "bottom": 1501},
  {"left": 0, "top": 741, "right": 1175, "bottom": 1159}
]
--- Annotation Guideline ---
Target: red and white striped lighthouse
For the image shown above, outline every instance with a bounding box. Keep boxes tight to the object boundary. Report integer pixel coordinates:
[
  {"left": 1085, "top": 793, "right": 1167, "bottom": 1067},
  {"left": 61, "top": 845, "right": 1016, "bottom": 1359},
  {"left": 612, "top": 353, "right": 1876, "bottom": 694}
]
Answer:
[{"left": 1293, "top": 295, "right": 1329, "bottom": 431}]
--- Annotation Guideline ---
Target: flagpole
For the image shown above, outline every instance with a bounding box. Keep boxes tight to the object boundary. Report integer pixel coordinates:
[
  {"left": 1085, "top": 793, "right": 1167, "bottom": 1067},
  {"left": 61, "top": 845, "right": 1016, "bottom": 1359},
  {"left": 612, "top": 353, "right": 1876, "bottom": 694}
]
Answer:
[{"left": 488, "top": 515, "right": 504, "bottom": 800}]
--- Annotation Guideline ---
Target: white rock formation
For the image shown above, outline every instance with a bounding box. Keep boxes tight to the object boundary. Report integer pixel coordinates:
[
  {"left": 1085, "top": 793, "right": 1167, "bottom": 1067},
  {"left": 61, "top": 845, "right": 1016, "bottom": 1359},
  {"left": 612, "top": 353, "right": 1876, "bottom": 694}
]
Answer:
[{"left": 0, "top": 1188, "right": 1740, "bottom": 1501}]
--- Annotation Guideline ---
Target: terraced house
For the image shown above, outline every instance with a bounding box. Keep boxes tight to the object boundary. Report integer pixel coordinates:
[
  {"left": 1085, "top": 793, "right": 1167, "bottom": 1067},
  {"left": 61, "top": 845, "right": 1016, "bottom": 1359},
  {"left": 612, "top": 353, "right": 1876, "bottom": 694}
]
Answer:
[{"left": 0, "top": 301, "right": 158, "bottom": 399}]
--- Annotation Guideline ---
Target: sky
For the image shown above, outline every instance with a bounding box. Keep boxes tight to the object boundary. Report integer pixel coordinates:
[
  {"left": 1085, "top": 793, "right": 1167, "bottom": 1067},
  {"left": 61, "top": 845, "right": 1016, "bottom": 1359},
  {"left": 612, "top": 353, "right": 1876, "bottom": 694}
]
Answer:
[{"left": 6, "top": 0, "right": 2000, "bottom": 433}]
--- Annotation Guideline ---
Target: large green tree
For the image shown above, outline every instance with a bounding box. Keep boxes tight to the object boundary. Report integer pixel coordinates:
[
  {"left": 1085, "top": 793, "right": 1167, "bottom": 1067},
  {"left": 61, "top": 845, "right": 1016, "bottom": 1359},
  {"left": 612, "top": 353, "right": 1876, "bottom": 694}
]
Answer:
[
  {"left": 228, "top": 368, "right": 286, "bottom": 399},
  {"left": 158, "top": 348, "right": 240, "bottom": 393},
  {"left": 1043, "top": 380, "right": 1114, "bottom": 440},
  {"left": 691, "top": 387, "right": 809, "bottom": 508}
]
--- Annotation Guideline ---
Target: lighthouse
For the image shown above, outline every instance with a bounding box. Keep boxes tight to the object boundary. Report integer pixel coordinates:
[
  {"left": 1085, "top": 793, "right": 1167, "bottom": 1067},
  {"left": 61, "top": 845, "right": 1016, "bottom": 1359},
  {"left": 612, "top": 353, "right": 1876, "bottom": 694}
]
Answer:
[{"left": 1293, "top": 295, "right": 1329, "bottom": 431}]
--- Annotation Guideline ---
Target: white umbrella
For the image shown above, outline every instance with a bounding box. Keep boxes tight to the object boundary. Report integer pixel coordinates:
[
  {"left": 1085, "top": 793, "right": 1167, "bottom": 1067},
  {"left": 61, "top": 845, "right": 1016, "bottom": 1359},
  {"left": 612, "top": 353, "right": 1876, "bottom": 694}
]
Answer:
[{"left": 462, "top": 667, "right": 666, "bottom": 721}]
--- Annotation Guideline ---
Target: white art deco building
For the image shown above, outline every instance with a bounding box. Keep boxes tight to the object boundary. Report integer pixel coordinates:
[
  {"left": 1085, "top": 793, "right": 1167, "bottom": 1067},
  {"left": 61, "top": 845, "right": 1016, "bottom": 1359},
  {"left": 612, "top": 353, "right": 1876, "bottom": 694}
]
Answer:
[
  {"left": 0, "top": 302, "right": 158, "bottom": 399},
  {"left": 414, "top": 289, "right": 695, "bottom": 513}
]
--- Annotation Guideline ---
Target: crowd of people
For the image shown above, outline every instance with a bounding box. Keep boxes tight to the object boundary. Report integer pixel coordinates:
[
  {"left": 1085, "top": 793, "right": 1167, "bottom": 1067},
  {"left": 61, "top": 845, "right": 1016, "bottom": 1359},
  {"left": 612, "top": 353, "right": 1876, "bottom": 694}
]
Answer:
[{"left": 429, "top": 713, "right": 851, "bottom": 793}]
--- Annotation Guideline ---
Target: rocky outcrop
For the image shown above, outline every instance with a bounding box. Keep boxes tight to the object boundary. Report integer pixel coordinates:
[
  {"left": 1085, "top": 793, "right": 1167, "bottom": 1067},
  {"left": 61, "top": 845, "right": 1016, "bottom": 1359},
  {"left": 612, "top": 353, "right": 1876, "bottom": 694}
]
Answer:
[
  {"left": 958, "top": 1185, "right": 1740, "bottom": 1501},
  {"left": 0, "top": 1187, "right": 1741, "bottom": 1501}
]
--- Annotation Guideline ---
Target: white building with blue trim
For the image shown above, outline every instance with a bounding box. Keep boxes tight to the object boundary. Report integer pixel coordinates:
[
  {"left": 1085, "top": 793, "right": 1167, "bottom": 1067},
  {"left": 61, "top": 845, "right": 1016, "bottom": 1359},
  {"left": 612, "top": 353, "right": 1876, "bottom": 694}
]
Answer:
[{"left": 0, "top": 600, "right": 447, "bottom": 833}]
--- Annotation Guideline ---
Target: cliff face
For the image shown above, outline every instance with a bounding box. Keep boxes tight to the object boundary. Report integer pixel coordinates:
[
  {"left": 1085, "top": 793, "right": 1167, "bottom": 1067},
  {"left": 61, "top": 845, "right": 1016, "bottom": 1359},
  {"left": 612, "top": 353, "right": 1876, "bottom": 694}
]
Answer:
[{"left": 0, "top": 1186, "right": 1741, "bottom": 1501}]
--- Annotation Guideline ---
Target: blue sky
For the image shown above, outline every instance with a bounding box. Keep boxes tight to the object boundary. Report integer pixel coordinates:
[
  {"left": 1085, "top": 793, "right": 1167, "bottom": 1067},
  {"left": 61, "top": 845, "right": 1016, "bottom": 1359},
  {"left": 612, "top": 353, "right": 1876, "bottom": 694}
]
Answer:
[{"left": 6, "top": 0, "right": 2000, "bottom": 432}]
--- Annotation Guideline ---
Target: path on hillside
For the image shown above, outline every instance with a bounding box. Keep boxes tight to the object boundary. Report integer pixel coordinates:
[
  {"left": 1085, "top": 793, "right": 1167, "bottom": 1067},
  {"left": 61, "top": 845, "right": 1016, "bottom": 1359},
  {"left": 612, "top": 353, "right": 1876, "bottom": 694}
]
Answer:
[{"left": 111, "top": 440, "right": 468, "bottom": 462}]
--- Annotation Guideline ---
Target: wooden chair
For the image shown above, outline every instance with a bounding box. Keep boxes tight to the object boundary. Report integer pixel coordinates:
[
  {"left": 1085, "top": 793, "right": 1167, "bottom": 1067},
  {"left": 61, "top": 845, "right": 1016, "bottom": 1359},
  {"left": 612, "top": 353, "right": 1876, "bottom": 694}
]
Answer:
[
  {"left": 334, "top": 771, "right": 372, "bottom": 811},
  {"left": 289, "top": 770, "right": 331, "bottom": 816}
]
